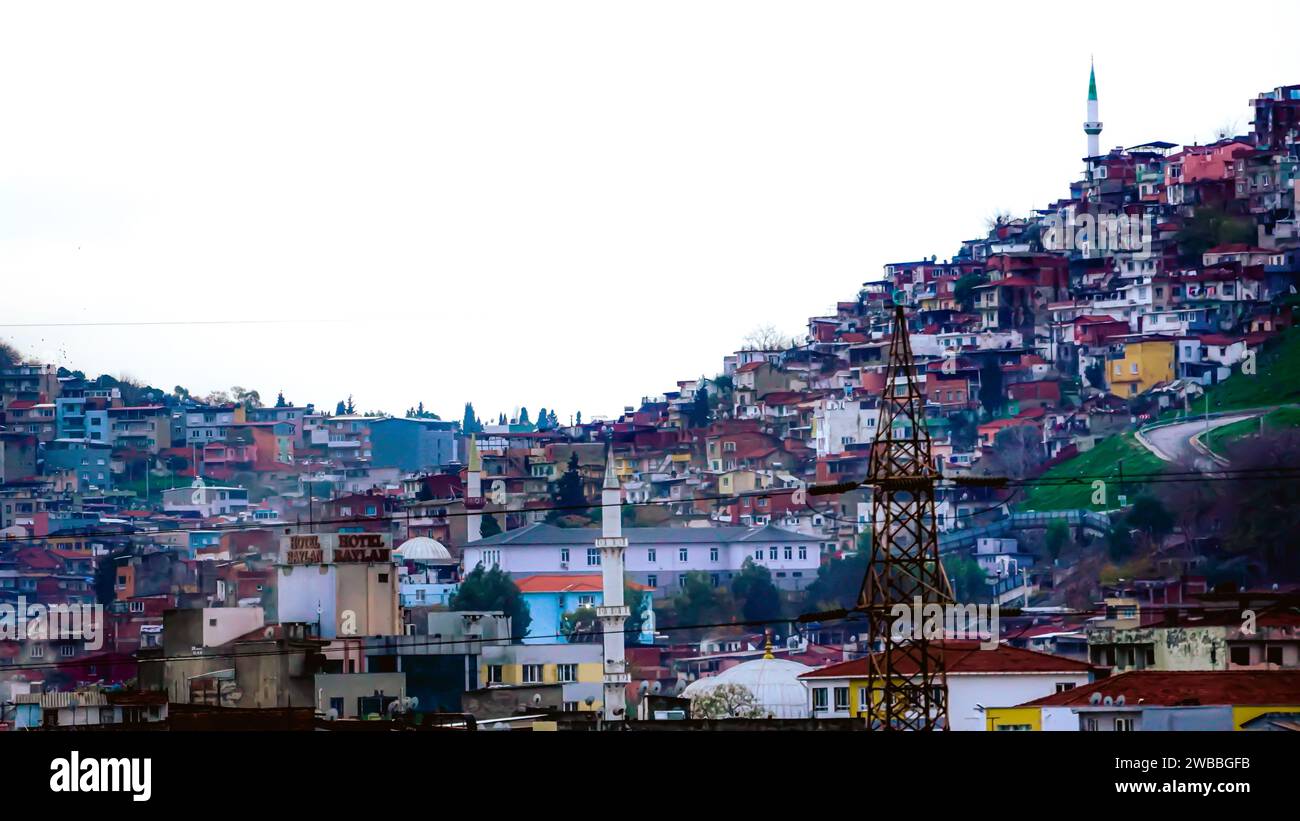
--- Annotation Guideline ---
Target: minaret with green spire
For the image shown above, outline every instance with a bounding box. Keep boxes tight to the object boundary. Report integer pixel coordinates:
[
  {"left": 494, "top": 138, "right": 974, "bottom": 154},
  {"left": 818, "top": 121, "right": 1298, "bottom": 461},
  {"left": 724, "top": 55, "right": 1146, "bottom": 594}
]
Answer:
[{"left": 1084, "top": 57, "right": 1103, "bottom": 159}]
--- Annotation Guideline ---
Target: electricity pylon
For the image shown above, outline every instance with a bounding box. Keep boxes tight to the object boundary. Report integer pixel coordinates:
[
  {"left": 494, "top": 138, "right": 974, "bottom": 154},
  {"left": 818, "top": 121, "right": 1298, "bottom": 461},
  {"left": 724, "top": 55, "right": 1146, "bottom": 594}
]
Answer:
[{"left": 858, "top": 302, "right": 954, "bottom": 730}]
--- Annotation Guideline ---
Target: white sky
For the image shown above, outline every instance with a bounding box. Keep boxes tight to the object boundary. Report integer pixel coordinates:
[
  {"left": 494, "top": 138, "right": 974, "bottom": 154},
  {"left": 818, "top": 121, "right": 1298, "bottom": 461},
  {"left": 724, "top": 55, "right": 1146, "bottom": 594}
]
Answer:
[{"left": 3, "top": 1, "right": 1299, "bottom": 422}]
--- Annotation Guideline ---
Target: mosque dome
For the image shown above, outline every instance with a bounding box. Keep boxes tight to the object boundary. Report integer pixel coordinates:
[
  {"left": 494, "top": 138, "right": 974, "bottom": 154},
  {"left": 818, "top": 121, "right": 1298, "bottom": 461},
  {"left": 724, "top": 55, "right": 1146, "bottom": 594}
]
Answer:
[
  {"left": 682, "top": 651, "right": 813, "bottom": 719},
  {"left": 394, "top": 536, "right": 453, "bottom": 562}
]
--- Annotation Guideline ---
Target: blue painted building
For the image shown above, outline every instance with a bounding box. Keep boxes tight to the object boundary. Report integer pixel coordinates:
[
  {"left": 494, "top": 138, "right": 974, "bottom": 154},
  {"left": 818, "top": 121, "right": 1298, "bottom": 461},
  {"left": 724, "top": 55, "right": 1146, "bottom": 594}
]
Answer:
[{"left": 370, "top": 418, "right": 458, "bottom": 473}]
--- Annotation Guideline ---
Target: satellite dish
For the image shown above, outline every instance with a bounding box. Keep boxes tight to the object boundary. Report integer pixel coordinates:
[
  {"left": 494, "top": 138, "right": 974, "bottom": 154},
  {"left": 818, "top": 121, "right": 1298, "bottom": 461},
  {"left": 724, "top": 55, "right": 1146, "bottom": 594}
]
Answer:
[
  {"left": 1089, "top": 692, "right": 1103, "bottom": 705},
  {"left": 532, "top": 693, "right": 543, "bottom": 706},
  {"left": 584, "top": 696, "right": 595, "bottom": 707},
  {"left": 650, "top": 681, "right": 662, "bottom": 694},
  {"left": 1115, "top": 694, "right": 1126, "bottom": 706},
  {"left": 1102, "top": 695, "right": 1114, "bottom": 705}
]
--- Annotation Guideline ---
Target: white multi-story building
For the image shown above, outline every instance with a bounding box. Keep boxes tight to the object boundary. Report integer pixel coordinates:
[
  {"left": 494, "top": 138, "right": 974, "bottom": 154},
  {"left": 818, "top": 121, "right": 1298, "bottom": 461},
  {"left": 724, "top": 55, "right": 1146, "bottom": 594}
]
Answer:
[
  {"left": 812, "top": 398, "right": 879, "bottom": 457},
  {"left": 464, "top": 522, "right": 822, "bottom": 593}
]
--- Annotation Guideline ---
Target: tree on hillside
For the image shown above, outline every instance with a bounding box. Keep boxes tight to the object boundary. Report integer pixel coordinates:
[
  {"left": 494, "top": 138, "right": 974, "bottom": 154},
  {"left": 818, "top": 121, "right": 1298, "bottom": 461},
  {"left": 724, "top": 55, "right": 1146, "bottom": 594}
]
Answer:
[
  {"left": 978, "top": 359, "right": 1005, "bottom": 416},
  {"left": 687, "top": 387, "right": 712, "bottom": 429},
  {"left": 94, "top": 548, "right": 132, "bottom": 606},
  {"left": 1215, "top": 430, "right": 1300, "bottom": 580},
  {"left": 1127, "top": 494, "right": 1174, "bottom": 551},
  {"left": 1045, "top": 519, "right": 1071, "bottom": 562},
  {"left": 575, "top": 411, "right": 582, "bottom": 426},
  {"left": 1176, "top": 206, "right": 1257, "bottom": 264},
  {"left": 335, "top": 400, "right": 347, "bottom": 415},
  {"left": 1084, "top": 360, "right": 1107, "bottom": 391},
  {"left": 742, "top": 324, "right": 798, "bottom": 351},
  {"left": 667, "top": 572, "right": 734, "bottom": 635},
  {"left": 560, "top": 606, "right": 599, "bottom": 642},
  {"left": 802, "top": 548, "right": 867, "bottom": 611},
  {"left": 953, "top": 273, "right": 986, "bottom": 314},
  {"left": 535, "top": 407, "right": 550, "bottom": 431},
  {"left": 730, "top": 558, "right": 783, "bottom": 623},
  {"left": 548, "top": 409, "right": 559, "bottom": 429},
  {"left": 519, "top": 407, "right": 531, "bottom": 427},
  {"left": 451, "top": 564, "right": 531, "bottom": 641},
  {"left": 231, "top": 386, "right": 262, "bottom": 408},
  {"left": 275, "top": 391, "right": 288, "bottom": 408},
  {"left": 0, "top": 341, "right": 24, "bottom": 369},
  {"left": 479, "top": 512, "right": 502, "bottom": 538},
  {"left": 546, "top": 453, "right": 588, "bottom": 522},
  {"left": 461, "top": 402, "right": 482, "bottom": 433},
  {"left": 943, "top": 553, "right": 990, "bottom": 603},
  {"left": 345, "top": 395, "right": 355, "bottom": 414},
  {"left": 985, "top": 424, "right": 1045, "bottom": 480}
]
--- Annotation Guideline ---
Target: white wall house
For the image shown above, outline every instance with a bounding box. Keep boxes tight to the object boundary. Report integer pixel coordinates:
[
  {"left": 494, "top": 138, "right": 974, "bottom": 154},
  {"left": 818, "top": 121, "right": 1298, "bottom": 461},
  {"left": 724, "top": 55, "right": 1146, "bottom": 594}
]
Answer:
[
  {"left": 798, "top": 643, "right": 1094, "bottom": 729},
  {"left": 464, "top": 522, "right": 822, "bottom": 592}
]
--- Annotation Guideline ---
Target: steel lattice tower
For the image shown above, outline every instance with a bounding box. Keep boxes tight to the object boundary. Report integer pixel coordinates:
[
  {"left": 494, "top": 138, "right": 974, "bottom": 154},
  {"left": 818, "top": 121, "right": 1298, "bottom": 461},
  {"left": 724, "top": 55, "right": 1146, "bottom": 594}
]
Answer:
[{"left": 858, "top": 303, "right": 954, "bottom": 730}]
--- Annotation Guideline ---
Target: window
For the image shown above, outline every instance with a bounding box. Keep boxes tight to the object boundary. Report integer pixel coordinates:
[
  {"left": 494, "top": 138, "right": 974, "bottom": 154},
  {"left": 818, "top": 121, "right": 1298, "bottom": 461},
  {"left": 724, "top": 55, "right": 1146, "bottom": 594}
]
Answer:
[
  {"left": 646, "top": 574, "right": 657, "bottom": 588},
  {"left": 1230, "top": 646, "right": 1251, "bottom": 667},
  {"left": 486, "top": 665, "right": 502, "bottom": 684},
  {"left": 522, "top": 664, "right": 544, "bottom": 684},
  {"left": 709, "top": 547, "right": 719, "bottom": 562},
  {"left": 834, "top": 687, "right": 849, "bottom": 711},
  {"left": 560, "top": 548, "right": 570, "bottom": 564},
  {"left": 587, "top": 548, "right": 600, "bottom": 567},
  {"left": 647, "top": 548, "right": 656, "bottom": 562},
  {"left": 60, "top": 645, "right": 76, "bottom": 658},
  {"left": 812, "top": 687, "right": 828, "bottom": 712},
  {"left": 1267, "top": 646, "right": 1284, "bottom": 666},
  {"left": 128, "top": 601, "right": 144, "bottom": 613},
  {"left": 798, "top": 546, "right": 807, "bottom": 560},
  {"left": 679, "top": 548, "right": 688, "bottom": 562},
  {"left": 1114, "top": 717, "right": 1134, "bottom": 732},
  {"left": 996, "top": 724, "right": 1033, "bottom": 731},
  {"left": 710, "top": 573, "right": 720, "bottom": 588},
  {"left": 754, "top": 549, "right": 763, "bottom": 560},
  {"left": 556, "top": 664, "right": 578, "bottom": 683},
  {"left": 769, "top": 547, "right": 778, "bottom": 560},
  {"left": 377, "top": 573, "right": 389, "bottom": 584},
  {"left": 562, "top": 702, "right": 579, "bottom": 712},
  {"left": 859, "top": 688, "right": 870, "bottom": 711},
  {"left": 783, "top": 546, "right": 792, "bottom": 560},
  {"left": 30, "top": 644, "right": 43, "bottom": 659},
  {"left": 1055, "top": 682, "right": 1076, "bottom": 693}
]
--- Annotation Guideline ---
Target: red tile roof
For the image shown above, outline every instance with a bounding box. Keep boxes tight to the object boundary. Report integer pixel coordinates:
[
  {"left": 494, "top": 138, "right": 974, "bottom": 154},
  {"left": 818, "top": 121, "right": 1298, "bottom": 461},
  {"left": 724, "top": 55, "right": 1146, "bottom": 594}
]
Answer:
[
  {"left": 798, "top": 641, "right": 1092, "bottom": 678},
  {"left": 1022, "top": 670, "right": 1300, "bottom": 707},
  {"left": 515, "top": 573, "right": 652, "bottom": 594}
]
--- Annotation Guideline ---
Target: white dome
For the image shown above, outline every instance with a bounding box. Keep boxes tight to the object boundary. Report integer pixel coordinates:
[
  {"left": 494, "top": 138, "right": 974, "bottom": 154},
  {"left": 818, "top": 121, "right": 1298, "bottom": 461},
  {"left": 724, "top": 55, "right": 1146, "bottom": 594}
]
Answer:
[
  {"left": 395, "top": 537, "right": 452, "bottom": 562},
  {"left": 683, "top": 656, "right": 813, "bottom": 719}
]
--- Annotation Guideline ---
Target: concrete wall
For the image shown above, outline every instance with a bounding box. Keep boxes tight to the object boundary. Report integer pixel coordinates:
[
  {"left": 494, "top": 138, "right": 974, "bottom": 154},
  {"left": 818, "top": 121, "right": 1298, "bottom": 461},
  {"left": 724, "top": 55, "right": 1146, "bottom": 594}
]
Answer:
[{"left": 315, "top": 672, "right": 407, "bottom": 718}]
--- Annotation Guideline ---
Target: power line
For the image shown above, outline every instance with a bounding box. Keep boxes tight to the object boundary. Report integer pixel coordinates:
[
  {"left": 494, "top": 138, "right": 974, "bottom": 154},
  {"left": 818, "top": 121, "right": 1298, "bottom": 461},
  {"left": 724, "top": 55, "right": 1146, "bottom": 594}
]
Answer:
[{"left": 0, "top": 613, "right": 837, "bottom": 675}]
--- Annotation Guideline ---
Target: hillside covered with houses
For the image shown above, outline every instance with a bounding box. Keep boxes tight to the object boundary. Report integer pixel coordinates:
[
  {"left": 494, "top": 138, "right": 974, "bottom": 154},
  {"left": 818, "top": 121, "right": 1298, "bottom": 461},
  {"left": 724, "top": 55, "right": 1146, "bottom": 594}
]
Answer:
[{"left": 3, "top": 74, "right": 1300, "bottom": 729}]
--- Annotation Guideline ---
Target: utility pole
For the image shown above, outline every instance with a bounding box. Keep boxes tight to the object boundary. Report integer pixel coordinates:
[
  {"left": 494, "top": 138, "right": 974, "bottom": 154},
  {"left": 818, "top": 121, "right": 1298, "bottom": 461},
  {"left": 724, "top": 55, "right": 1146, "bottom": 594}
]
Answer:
[{"left": 859, "top": 303, "right": 953, "bottom": 731}]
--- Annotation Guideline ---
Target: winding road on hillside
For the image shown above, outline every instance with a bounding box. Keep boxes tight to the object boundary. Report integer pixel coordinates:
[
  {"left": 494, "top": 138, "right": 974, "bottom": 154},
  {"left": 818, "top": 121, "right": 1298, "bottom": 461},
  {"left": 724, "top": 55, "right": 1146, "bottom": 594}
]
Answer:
[{"left": 1138, "top": 410, "right": 1266, "bottom": 470}]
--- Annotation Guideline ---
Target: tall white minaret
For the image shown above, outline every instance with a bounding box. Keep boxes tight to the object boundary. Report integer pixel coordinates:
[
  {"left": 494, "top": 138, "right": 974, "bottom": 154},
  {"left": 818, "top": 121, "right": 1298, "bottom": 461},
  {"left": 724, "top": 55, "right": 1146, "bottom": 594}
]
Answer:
[
  {"left": 596, "top": 446, "right": 629, "bottom": 721},
  {"left": 466, "top": 435, "right": 483, "bottom": 543},
  {"left": 1084, "top": 58, "right": 1103, "bottom": 159}
]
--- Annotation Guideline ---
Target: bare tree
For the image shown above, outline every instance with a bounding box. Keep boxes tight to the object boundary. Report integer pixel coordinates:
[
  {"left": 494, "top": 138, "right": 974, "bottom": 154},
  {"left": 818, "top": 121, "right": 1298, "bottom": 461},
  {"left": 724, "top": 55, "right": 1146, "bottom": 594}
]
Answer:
[
  {"left": 985, "top": 209, "right": 1013, "bottom": 233},
  {"left": 741, "top": 324, "right": 798, "bottom": 351},
  {"left": 984, "top": 425, "right": 1045, "bottom": 480}
]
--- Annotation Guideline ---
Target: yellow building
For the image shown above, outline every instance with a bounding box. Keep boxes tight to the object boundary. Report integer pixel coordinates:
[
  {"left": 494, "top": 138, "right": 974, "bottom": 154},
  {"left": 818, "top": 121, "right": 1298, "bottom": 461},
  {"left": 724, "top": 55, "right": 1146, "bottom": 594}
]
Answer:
[
  {"left": 479, "top": 643, "right": 605, "bottom": 712},
  {"left": 1107, "top": 336, "right": 1175, "bottom": 397}
]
